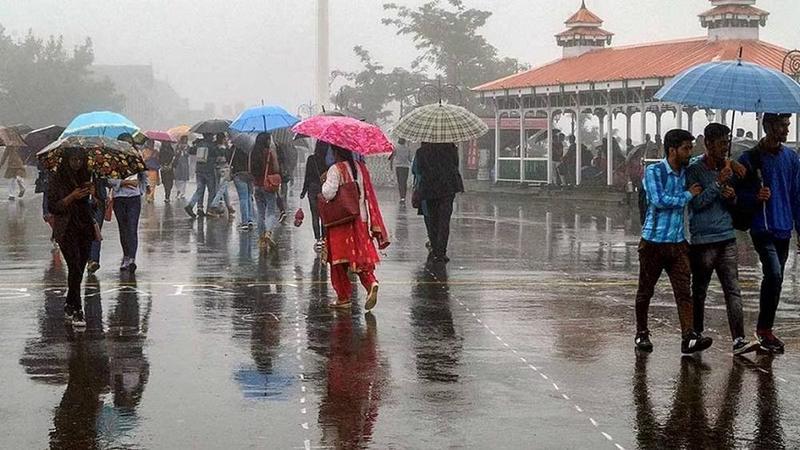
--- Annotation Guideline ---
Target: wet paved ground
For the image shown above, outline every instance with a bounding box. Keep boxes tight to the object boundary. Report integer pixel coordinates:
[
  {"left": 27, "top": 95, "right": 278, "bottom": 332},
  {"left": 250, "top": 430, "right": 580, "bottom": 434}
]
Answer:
[{"left": 1, "top": 183, "right": 799, "bottom": 449}]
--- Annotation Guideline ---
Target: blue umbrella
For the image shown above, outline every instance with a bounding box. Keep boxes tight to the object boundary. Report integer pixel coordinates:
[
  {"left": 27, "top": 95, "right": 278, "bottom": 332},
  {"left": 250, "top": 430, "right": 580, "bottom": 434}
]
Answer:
[
  {"left": 230, "top": 105, "right": 300, "bottom": 133},
  {"left": 655, "top": 60, "right": 800, "bottom": 113},
  {"left": 61, "top": 111, "right": 140, "bottom": 138}
]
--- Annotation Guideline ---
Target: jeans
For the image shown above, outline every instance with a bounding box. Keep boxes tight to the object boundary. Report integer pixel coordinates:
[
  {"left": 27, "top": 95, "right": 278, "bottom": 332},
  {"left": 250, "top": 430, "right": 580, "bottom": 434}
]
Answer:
[
  {"left": 253, "top": 187, "right": 278, "bottom": 235},
  {"left": 396, "top": 167, "right": 409, "bottom": 199},
  {"left": 113, "top": 196, "right": 141, "bottom": 260},
  {"left": 233, "top": 174, "right": 254, "bottom": 225},
  {"left": 750, "top": 232, "right": 790, "bottom": 331},
  {"left": 175, "top": 180, "right": 188, "bottom": 197},
  {"left": 89, "top": 203, "right": 105, "bottom": 262},
  {"left": 426, "top": 195, "right": 455, "bottom": 258},
  {"left": 211, "top": 178, "right": 232, "bottom": 210},
  {"left": 690, "top": 239, "right": 745, "bottom": 340},
  {"left": 307, "top": 194, "right": 323, "bottom": 240},
  {"left": 635, "top": 239, "right": 694, "bottom": 335},
  {"left": 189, "top": 171, "right": 216, "bottom": 211},
  {"left": 7, "top": 176, "right": 24, "bottom": 197}
]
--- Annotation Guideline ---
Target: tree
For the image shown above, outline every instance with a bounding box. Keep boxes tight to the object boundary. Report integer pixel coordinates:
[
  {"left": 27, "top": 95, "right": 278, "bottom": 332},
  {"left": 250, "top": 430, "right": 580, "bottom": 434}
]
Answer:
[
  {"left": 0, "top": 25, "right": 123, "bottom": 128},
  {"left": 382, "top": 0, "right": 528, "bottom": 105},
  {"left": 332, "top": 46, "right": 428, "bottom": 124}
]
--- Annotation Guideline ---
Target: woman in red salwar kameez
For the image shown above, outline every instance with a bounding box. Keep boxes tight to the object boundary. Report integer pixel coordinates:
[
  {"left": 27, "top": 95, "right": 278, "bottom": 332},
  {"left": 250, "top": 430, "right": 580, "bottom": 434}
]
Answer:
[{"left": 321, "top": 145, "right": 390, "bottom": 310}]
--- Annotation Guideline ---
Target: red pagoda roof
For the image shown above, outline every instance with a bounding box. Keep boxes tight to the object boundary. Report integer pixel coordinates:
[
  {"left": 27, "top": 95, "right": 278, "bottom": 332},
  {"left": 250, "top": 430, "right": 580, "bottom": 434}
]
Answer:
[
  {"left": 555, "top": 26, "right": 613, "bottom": 39},
  {"left": 473, "top": 37, "right": 788, "bottom": 92},
  {"left": 565, "top": 1, "right": 603, "bottom": 25},
  {"left": 699, "top": 4, "right": 769, "bottom": 18}
]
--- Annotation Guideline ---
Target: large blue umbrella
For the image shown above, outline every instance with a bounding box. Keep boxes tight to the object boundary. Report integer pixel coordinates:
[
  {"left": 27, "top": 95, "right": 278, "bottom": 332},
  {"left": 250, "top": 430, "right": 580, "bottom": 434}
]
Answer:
[
  {"left": 230, "top": 105, "right": 300, "bottom": 133},
  {"left": 61, "top": 111, "right": 140, "bottom": 138},
  {"left": 655, "top": 60, "right": 800, "bottom": 113}
]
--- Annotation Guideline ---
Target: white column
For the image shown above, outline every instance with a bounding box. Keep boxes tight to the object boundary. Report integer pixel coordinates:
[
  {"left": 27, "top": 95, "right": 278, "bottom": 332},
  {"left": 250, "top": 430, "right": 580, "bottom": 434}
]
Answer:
[
  {"left": 494, "top": 109, "right": 500, "bottom": 183},
  {"left": 640, "top": 99, "right": 647, "bottom": 145},
  {"left": 606, "top": 102, "right": 613, "bottom": 186},
  {"left": 546, "top": 109, "right": 553, "bottom": 184},
  {"left": 315, "top": 0, "right": 330, "bottom": 109},
  {"left": 598, "top": 111, "right": 605, "bottom": 143},
  {"left": 676, "top": 104, "right": 684, "bottom": 129},
  {"left": 757, "top": 113, "right": 763, "bottom": 140},
  {"left": 625, "top": 111, "right": 632, "bottom": 147},
  {"left": 655, "top": 112, "right": 662, "bottom": 141},
  {"left": 575, "top": 92, "right": 582, "bottom": 186},
  {"left": 687, "top": 109, "right": 694, "bottom": 135},
  {"left": 519, "top": 103, "right": 525, "bottom": 183}
]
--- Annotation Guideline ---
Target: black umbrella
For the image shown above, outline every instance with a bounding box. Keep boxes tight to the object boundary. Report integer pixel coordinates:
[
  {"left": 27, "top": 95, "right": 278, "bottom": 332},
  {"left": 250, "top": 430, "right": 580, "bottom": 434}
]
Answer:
[
  {"left": 189, "top": 119, "right": 231, "bottom": 135},
  {"left": 230, "top": 132, "right": 258, "bottom": 154},
  {"left": 21, "top": 125, "right": 65, "bottom": 165}
]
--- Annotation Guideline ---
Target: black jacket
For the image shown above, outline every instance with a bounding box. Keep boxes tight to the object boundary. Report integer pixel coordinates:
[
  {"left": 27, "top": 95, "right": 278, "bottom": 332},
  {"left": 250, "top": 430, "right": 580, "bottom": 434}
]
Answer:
[
  {"left": 416, "top": 145, "right": 464, "bottom": 200},
  {"left": 301, "top": 154, "right": 327, "bottom": 196}
]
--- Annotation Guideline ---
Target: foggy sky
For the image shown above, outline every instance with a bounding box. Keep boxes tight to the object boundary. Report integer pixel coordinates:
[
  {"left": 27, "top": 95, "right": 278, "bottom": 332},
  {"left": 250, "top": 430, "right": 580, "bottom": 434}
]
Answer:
[{"left": 2, "top": 0, "right": 798, "bottom": 114}]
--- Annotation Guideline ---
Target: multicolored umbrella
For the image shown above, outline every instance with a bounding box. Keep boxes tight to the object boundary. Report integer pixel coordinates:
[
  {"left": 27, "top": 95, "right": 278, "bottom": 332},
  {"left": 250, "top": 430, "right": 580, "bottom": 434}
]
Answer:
[
  {"left": 61, "top": 111, "right": 140, "bottom": 138},
  {"left": 230, "top": 105, "right": 300, "bottom": 133},
  {"left": 38, "top": 136, "right": 145, "bottom": 179},
  {"left": 144, "top": 130, "right": 177, "bottom": 143},
  {"left": 291, "top": 116, "right": 393, "bottom": 156},
  {"left": 392, "top": 103, "right": 488, "bottom": 143}
]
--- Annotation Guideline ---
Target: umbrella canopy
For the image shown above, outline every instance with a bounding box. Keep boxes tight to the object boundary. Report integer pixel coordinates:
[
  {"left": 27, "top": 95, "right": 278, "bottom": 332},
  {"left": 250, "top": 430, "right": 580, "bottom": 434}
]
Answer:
[
  {"left": 61, "top": 111, "right": 140, "bottom": 138},
  {"left": 230, "top": 132, "right": 258, "bottom": 154},
  {"left": 230, "top": 105, "right": 300, "bottom": 133},
  {"left": 38, "top": 135, "right": 145, "bottom": 179},
  {"left": 168, "top": 125, "right": 191, "bottom": 140},
  {"left": 0, "top": 126, "right": 27, "bottom": 147},
  {"left": 20, "top": 125, "right": 65, "bottom": 165},
  {"left": 144, "top": 130, "right": 177, "bottom": 143},
  {"left": 392, "top": 103, "right": 489, "bottom": 143},
  {"left": 292, "top": 116, "right": 393, "bottom": 156},
  {"left": 189, "top": 119, "right": 231, "bottom": 135},
  {"left": 655, "top": 60, "right": 800, "bottom": 113}
]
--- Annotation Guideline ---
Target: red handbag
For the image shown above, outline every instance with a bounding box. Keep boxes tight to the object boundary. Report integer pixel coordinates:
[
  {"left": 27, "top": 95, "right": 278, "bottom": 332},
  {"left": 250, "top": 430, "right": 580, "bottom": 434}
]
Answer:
[
  {"left": 262, "top": 148, "right": 282, "bottom": 193},
  {"left": 317, "top": 164, "right": 360, "bottom": 227}
]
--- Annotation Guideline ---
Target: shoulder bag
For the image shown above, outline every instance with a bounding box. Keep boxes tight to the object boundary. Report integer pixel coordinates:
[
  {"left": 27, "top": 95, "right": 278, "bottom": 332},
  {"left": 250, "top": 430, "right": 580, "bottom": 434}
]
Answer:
[
  {"left": 317, "top": 163, "right": 360, "bottom": 227},
  {"left": 263, "top": 148, "right": 282, "bottom": 193}
]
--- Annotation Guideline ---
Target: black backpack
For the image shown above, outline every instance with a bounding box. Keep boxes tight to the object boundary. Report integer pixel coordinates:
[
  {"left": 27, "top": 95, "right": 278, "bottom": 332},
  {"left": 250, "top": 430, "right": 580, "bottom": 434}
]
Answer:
[{"left": 730, "top": 147, "right": 763, "bottom": 231}]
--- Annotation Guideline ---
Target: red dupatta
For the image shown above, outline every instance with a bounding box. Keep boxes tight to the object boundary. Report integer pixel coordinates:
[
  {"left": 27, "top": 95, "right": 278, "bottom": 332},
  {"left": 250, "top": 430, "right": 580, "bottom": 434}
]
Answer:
[{"left": 358, "top": 161, "right": 390, "bottom": 249}]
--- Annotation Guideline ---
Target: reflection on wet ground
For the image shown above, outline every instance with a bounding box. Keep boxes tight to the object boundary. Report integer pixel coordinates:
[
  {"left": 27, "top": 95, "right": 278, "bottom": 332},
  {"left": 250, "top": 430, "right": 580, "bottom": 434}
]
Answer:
[{"left": 0, "top": 188, "right": 798, "bottom": 449}]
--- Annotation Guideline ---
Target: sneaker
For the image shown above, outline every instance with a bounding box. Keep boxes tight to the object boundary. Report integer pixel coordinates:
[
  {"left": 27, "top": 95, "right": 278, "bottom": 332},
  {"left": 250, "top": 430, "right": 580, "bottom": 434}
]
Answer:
[
  {"left": 184, "top": 205, "right": 196, "bottom": 218},
  {"left": 247, "top": 221, "right": 255, "bottom": 230},
  {"left": 733, "top": 337, "right": 759, "bottom": 356},
  {"left": 197, "top": 208, "right": 206, "bottom": 217},
  {"left": 8, "top": 196, "right": 15, "bottom": 201},
  {"left": 71, "top": 310, "right": 87, "bottom": 328},
  {"left": 128, "top": 260, "right": 137, "bottom": 274},
  {"left": 682, "top": 331, "right": 713, "bottom": 355},
  {"left": 365, "top": 283, "right": 379, "bottom": 311},
  {"left": 119, "top": 257, "right": 130, "bottom": 271},
  {"left": 755, "top": 331, "right": 785, "bottom": 353},
  {"left": 279, "top": 211, "right": 287, "bottom": 223},
  {"left": 329, "top": 299, "right": 351, "bottom": 309},
  {"left": 87, "top": 261, "right": 100, "bottom": 274},
  {"left": 635, "top": 330, "right": 654, "bottom": 352},
  {"left": 238, "top": 224, "right": 249, "bottom": 231},
  {"left": 17, "top": 187, "right": 25, "bottom": 198},
  {"left": 399, "top": 198, "right": 406, "bottom": 205},
  {"left": 64, "top": 304, "right": 75, "bottom": 321}
]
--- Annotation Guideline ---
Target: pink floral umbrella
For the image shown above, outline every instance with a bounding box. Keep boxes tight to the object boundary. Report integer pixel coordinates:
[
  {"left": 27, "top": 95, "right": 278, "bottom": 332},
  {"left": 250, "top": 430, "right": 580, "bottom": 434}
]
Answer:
[{"left": 291, "top": 116, "right": 393, "bottom": 156}]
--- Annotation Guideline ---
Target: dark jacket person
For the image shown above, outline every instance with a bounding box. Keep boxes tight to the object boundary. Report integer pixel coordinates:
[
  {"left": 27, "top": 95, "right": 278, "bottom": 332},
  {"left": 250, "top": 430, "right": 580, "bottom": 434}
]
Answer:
[
  {"left": 415, "top": 142, "right": 464, "bottom": 263},
  {"left": 47, "top": 148, "right": 97, "bottom": 326}
]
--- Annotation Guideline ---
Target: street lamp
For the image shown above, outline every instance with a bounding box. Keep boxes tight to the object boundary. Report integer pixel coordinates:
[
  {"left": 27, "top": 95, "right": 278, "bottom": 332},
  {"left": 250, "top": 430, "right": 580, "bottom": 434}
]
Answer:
[
  {"left": 297, "top": 102, "right": 321, "bottom": 119},
  {"left": 416, "top": 77, "right": 463, "bottom": 107}
]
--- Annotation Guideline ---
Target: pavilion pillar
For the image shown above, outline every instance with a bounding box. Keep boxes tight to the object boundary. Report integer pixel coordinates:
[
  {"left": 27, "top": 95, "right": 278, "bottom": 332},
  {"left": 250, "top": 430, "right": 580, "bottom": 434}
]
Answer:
[
  {"left": 546, "top": 109, "right": 554, "bottom": 184},
  {"left": 655, "top": 111, "right": 663, "bottom": 141},
  {"left": 598, "top": 110, "right": 606, "bottom": 145},
  {"left": 757, "top": 113, "right": 763, "bottom": 140},
  {"left": 606, "top": 100, "right": 613, "bottom": 186},
  {"left": 575, "top": 103, "right": 583, "bottom": 185},
  {"left": 519, "top": 102, "right": 525, "bottom": 183},
  {"left": 639, "top": 95, "right": 647, "bottom": 146},
  {"left": 494, "top": 106, "right": 500, "bottom": 183},
  {"left": 676, "top": 104, "right": 684, "bottom": 130},
  {"left": 687, "top": 109, "right": 695, "bottom": 135},
  {"left": 625, "top": 111, "right": 632, "bottom": 147}
]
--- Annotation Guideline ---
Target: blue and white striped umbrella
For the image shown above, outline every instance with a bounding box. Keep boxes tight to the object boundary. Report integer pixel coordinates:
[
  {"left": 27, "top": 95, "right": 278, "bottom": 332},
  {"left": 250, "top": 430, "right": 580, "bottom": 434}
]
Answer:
[
  {"left": 61, "top": 111, "right": 140, "bottom": 138},
  {"left": 655, "top": 60, "right": 800, "bottom": 113}
]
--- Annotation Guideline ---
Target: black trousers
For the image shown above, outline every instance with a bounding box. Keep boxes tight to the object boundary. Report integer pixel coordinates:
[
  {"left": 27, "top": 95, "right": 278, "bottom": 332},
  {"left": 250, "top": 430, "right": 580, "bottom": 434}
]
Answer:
[
  {"left": 396, "top": 167, "right": 409, "bottom": 199},
  {"left": 58, "top": 233, "right": 92, "bottom": 309},
  {"left": 161, "top": 169, "right": 174, "bottom": 199},
  {"left": 426, "top": 195, "right": 455, "bottom": 258},
  {"left": 308, "top": 194, "right": 324, "bottom": 240}
]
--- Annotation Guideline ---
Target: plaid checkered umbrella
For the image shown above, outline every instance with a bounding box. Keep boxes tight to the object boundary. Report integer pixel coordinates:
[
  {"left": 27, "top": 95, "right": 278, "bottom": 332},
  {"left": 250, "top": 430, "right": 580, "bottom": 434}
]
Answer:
[
  {"left": 655, "top": 60, "right": 800, "bottom": 113},
  {"left": 392, "top": 103, "right": 489, "bottom": 143}
]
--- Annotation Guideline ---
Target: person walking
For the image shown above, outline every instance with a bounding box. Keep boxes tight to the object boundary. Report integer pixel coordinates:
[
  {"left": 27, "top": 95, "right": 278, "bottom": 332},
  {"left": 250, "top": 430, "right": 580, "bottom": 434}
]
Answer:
[
  {"left": 0, "top": 143, "right": 26, "bottom": 200},
  {"left": 174, "top": 136, "right": 191, "bottom": 199},
  {"left": 389, "top": 138, "right": 413, "bottom": 204},
  {"left": 686, "top": 123, "right": 757, "bottom": 355},
  {"left": 230, "top": 141, "right": 254, "bottom": 230},
  {"left": 109, "top": 136, "right": 147, "bottom": 273},
  {"left": 250, "top": 133, "right": 281, "bottom": 250},
  {"left": 415, "top": 142, "right": 464, "bottom": 263},
  {"left": 634, "top": 129, "right": 712, "bottom": 355},
  {"left": 141, "top": 140, "right": 160, "bottom": 204},
  {"left": 321, "top": 145, "right": 389, "bottom": 310},
  {"left": 300, "top": 140, "right": 329, "bottom": 250},
  {"left": 86, "top": 176, "right": 109, "bottom": 274},
  {"left": 185, "top": 133, "right": 220, "bottom": 218},
  {"left": 735, "top": 113, "right": 800, "bottom": 353},
  {"left": 210, "top": 132, "right": 235, "bottom": 217},
  {"left": 46, "top": 147, "right": 98, "bottom": 327},
  {"left": 159, "top": 141, "right": 176, "bottom": 203}
]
